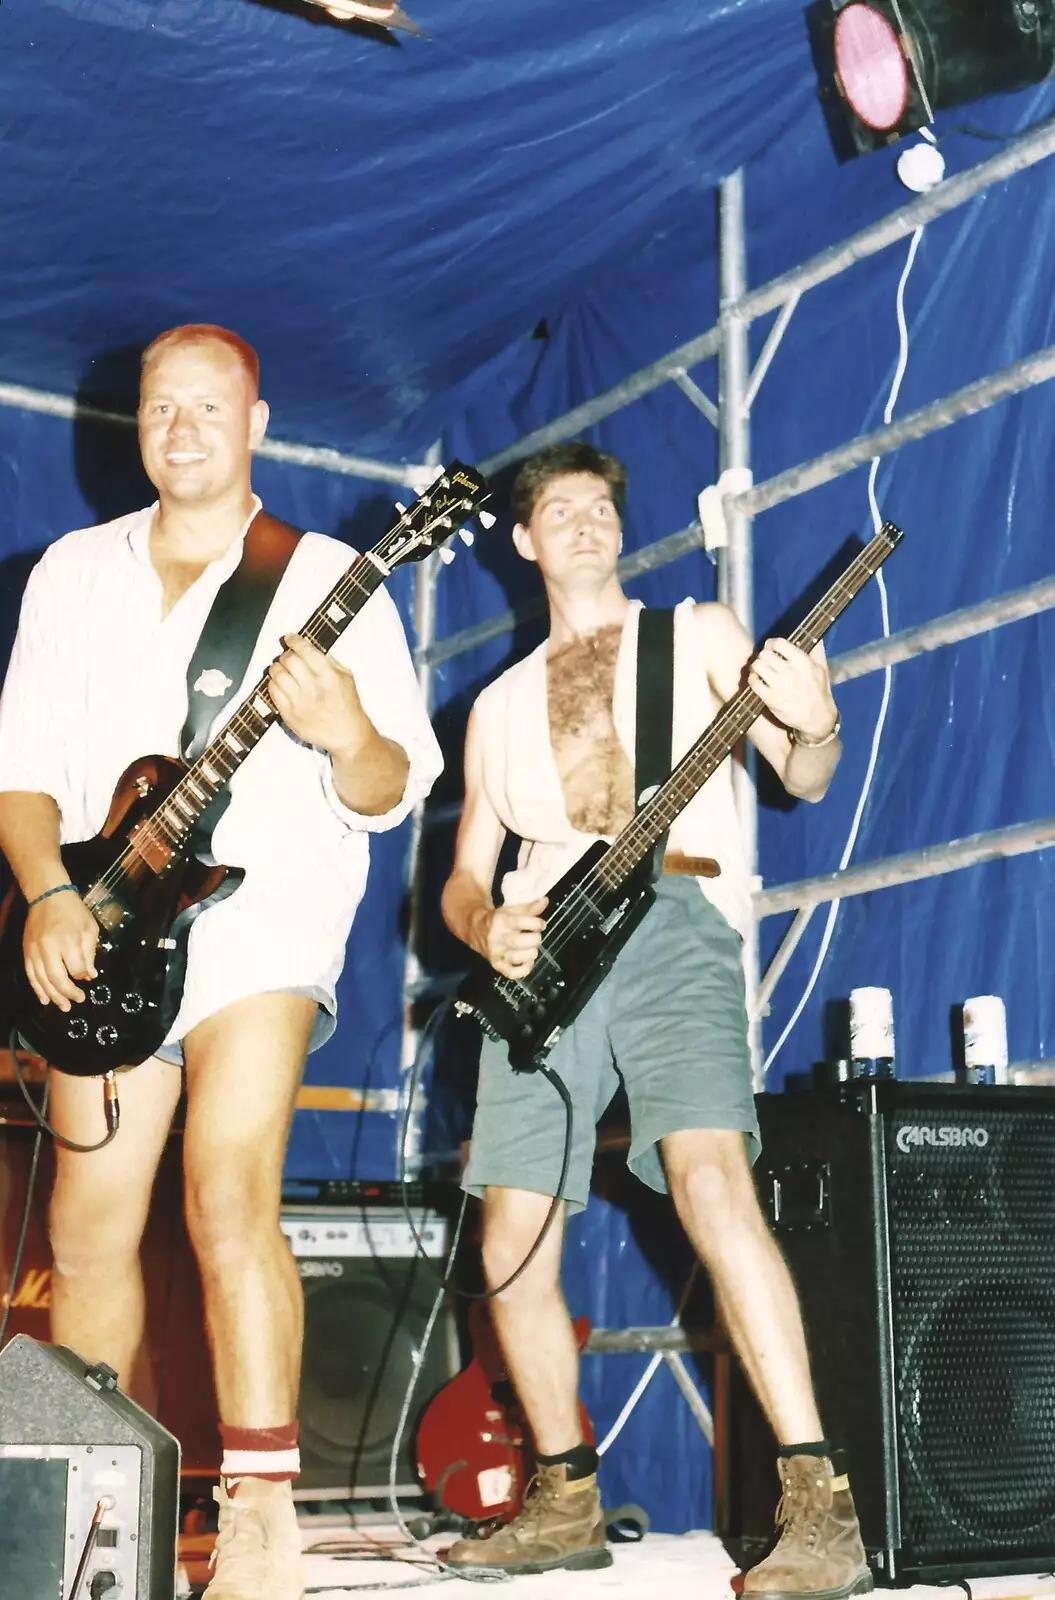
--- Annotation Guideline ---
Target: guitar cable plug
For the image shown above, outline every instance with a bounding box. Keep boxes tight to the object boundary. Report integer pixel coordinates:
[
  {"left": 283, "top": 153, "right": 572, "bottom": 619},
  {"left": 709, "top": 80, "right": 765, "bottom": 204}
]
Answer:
[{"left": 102, "top": 1071, "right": 121, "bottom": 1136}]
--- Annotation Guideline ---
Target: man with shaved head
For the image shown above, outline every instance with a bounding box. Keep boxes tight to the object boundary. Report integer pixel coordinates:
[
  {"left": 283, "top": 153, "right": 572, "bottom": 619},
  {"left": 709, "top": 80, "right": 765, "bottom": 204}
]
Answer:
[{"left": 0, "top": 325, "right": 442, "bottom": 1600}]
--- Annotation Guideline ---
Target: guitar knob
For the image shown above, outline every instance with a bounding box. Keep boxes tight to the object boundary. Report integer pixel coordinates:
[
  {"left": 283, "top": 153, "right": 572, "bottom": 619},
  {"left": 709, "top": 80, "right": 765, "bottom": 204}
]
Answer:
[
  {"left": 95, "top": 1024, "right": 119, "bottom": 1046},
  {"left": 89, "top": 985, "right": 112, "bottom": 1006},
  {"left": 120, "top": 993, "right": 144, "bottom": 1015},
  {"left": 68, "top": 1018, "right": 89, "bottom": 1040}
]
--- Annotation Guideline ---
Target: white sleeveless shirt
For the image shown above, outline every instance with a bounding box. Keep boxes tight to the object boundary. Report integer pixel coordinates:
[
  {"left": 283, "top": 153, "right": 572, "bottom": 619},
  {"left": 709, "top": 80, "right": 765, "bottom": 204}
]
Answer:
[{"left": 473, "top": 598, "right": 752, "bottom": 938}]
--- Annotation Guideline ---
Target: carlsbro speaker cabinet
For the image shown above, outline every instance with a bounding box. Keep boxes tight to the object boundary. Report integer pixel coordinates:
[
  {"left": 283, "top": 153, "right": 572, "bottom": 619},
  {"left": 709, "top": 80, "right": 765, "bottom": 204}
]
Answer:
[
  {"left": 725, "top": 1082, "right": 1055, "bottom": 1584},
  {"left": 280, "top": 1206, "right": 454, "bottom": 1499}
]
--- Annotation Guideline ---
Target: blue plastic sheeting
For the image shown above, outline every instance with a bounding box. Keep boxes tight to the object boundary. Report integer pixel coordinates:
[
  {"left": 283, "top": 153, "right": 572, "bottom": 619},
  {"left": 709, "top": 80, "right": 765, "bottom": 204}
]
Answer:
[{"left": 3, "top": 0, "right": 1055, "bottom": 1542}]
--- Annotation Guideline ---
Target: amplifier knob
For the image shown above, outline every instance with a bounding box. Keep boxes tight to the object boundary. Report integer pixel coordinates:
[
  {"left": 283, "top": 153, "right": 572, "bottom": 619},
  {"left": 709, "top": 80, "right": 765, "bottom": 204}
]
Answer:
[
  {"left": 120, "top": 993, "right": 144, "bottom": 1015},
  {"left": 95, "top": 1024, "right": 119, "bottom": 1046},
  {"left": 89, "top": 985, "right": 112, "bottom": 1006},
  {"left": 68, "top": 1018, "right": 89, "bottom": 1040}
]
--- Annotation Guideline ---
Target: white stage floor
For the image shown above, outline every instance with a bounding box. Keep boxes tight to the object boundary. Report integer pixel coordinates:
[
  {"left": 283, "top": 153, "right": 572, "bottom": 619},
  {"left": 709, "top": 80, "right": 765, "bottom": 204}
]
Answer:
[{"left": 179, "top": 1521, "right": 1055, "bottom": 1599}]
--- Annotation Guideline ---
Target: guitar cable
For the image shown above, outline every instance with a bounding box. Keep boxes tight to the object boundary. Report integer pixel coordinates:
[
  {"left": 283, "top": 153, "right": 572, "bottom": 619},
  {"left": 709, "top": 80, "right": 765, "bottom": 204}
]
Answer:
[
  {"left": 1, "top": 1034, "right": 121, "bottom": 1351},
  {"left": 0, "top": 1065, "right": 47, "bottom": 1352},
  {"left": 9, "top": 1029, "right": 121, "bottom": 1152},
  {"left": 396, "top": 998, "right": 574, "bottom": 1302}
]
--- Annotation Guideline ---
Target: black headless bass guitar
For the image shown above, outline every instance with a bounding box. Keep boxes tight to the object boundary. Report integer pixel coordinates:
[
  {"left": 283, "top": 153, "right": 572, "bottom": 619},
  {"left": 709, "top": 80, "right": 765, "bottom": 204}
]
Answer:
[
  {"left": 455, "top": 521, "right": 904, "bottom": 1072},
  {"left": 0, "top": 463, "right": 491, "bottom": 1077}
]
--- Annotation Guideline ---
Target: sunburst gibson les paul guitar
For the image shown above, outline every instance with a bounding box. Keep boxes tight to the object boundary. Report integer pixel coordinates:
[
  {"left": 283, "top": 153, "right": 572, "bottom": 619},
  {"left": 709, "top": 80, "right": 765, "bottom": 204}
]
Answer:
[
  {"left": 456, "top": 522, "right": 904, "bottom": 1072},
  {"left": 0, "top": 463, "right": 491, "bottom": 1078}
]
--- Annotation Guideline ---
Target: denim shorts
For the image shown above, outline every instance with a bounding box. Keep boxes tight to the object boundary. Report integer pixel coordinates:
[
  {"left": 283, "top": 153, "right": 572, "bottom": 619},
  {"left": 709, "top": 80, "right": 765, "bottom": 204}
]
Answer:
[{"left": 463, "top": 875, "right": 759, "bottom": 1213}]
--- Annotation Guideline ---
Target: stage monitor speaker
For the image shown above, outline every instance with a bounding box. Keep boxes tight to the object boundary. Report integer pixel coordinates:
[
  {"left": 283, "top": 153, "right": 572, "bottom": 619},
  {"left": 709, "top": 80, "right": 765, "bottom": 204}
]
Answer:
[
  {"left": 281, "top": 1203, "right": 455, "bottom": 1499},
  {"left": 0, "top": 1334, "right": 179, "bottom": 1600},
  {"left": 724, "top": 1081, "right": 1055, "bottom": 1585}
]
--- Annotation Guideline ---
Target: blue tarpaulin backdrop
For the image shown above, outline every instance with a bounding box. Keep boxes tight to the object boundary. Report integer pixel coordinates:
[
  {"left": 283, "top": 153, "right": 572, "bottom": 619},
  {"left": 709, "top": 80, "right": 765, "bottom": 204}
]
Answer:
[{"left": 2, "top": 0, "right": 1054, "bottom": 1534}]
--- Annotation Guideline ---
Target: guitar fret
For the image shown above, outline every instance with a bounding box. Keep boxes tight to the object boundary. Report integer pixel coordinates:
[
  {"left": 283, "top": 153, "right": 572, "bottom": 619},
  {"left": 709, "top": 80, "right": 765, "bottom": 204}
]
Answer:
[
  {"left": 326, "top": 601, "right": 347, "bottom": 624},
  {"left": 185, "top": 778, "right": 207, "bottom": 803},
  {"left": 199, "top": 761, "right": 220, "bottom": 785},
  {"left": 223, "top": 731, "right": 245, "bottom": 755},
  {"left": 252, "top": 695, "right": 272, "bottom": 719}
]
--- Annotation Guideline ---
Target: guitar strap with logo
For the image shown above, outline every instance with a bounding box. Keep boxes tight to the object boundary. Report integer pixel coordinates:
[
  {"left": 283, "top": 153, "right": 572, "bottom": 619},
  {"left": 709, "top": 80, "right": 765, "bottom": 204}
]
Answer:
[
  {"left": 180, "top": 509, "right": 303, "bottom": 764},
  {"left": 635, "top": 607, "right": 675, "bottom": 881}
]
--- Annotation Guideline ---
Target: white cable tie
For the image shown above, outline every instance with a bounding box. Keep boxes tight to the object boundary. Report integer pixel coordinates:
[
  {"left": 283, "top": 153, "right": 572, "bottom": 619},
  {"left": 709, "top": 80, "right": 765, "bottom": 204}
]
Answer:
[{"left": 697, "top": 467, "right": 753, "bottom": 553}]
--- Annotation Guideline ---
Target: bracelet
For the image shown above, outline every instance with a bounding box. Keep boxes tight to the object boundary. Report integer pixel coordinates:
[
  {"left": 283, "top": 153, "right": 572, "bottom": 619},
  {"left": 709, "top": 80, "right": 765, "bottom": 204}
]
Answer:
[
  {"left": 27, "top": 882, "right": 78, "bottom": 910},
  {"left": 791, "top": 711, "right": 841, "bottom": 749}
]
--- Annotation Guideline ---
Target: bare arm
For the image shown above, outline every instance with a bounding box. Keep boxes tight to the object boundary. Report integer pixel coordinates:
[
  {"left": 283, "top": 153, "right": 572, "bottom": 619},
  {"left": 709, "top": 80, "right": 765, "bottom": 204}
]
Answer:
[
  {"left": 441, "top": 710, "right": 547, "bottom": 977},
  {"left": 699, "top": 602, "right": 841, "bottom": 803},
  {"left": 0, "top": 790, "right": 67, "bottom": 901},
  {"left": 0, "top": 791, "right": 99, "bottom": 1009},
  {"left": 268, "top": 633, "right": 410, "bottom": 816}
]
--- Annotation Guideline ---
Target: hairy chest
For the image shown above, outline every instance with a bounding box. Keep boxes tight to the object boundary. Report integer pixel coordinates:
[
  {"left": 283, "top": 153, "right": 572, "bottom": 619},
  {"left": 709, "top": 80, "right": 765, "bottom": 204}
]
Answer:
[{"left": 546, "top": 626, "right": 634, "bottom": 834}]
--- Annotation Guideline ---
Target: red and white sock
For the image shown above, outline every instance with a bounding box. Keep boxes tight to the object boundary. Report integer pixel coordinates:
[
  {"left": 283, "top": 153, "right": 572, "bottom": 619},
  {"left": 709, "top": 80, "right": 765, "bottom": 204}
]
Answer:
[{"left": 219, "top": 1421, "right": 300, "bottom": 1488}]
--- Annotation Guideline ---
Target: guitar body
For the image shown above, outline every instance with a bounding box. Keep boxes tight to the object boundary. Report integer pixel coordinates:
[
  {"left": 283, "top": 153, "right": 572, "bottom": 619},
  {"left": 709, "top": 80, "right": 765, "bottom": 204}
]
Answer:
[
  {"left": 0, "top": 755, "right": 241, "bottom": 1077},
  {"left": 416, "top": 1302, "right": 593, "bottom": 1524},
  {"left": 456, "top": 841, "right": 655, "bottom": 1072}
]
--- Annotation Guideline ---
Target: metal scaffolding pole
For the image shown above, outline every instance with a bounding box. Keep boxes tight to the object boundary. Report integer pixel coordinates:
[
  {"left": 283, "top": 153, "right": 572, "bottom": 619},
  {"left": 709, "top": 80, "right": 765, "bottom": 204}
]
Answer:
[
  {"left": 0, "top": 379, "right": 435, "bottom": 490},
  {"left": 422, "top": 342, "right": 1055, "bottom": 673},
  {"left": 829, "top": 571, "right": 1055, "bottom": 684},
  {"left": 477, "top": 116, "right": 1055, "bottom": 476},
  {"left": 399, "top": 444, "right": 443, "bottom": 1174},
  {"left": 735, "top": 344, "right": 1055, "bottom": 519},
  {"left": 755, "top": 816, "right": 1055, "bottom": 919},
  {"left": 716, "top": 171, "right": 764, "bottom": 1086}
]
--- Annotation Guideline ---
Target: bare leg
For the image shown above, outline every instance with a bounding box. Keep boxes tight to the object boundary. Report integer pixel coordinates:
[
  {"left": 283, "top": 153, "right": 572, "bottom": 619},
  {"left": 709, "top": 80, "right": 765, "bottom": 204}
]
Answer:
[
  {"left": 48, "top": 1056, "right": 183, "bottom": 1394},
  {"left": 482, "top": 1186, "right": 581, "bottom": 1456},
  {"left": 182, "top": 992, "right": 315, "bottom": 1425},
  {"left": 663, "top": 1128, "right": 824, "bottom": 1445}
]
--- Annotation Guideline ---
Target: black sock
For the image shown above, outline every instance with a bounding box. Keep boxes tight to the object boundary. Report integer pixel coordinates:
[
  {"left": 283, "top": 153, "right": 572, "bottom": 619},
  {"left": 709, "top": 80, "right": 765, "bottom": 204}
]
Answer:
[
  {"left": 777, "top": 1439, "right": 833, "bottom": 1460},
  {"left": 536, "top": 1443, "right": 599, "bottom": 1481}
]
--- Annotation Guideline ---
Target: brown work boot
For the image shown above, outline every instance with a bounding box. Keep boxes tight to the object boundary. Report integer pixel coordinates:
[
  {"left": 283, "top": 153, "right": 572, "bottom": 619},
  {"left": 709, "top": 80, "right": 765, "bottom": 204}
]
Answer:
[
  {"left": 742, "top": 1455, "right": 873, "bottom": 1600},
  {"left": 202, "top": 1479, "right": 304, "bottom": 1600},
  {"left": 444, "top": 1462, "right": 613, "bottom": 1574}
]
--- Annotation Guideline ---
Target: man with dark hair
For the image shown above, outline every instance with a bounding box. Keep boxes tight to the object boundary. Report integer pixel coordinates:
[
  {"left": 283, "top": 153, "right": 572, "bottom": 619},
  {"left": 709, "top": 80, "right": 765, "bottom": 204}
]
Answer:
[
  {"left": 440, "top": 443, "right": 870, "bottom": 1598},
  {"left": 0, "top": 326, "right": 442, "bottom": 1600}
]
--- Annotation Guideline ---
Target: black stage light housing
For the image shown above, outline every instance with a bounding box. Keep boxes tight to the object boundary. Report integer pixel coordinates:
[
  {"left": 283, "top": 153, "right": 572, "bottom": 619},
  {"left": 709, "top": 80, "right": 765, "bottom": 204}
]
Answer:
[{"left": 807, "top": 0, "right": 1055, "bottom": 159}]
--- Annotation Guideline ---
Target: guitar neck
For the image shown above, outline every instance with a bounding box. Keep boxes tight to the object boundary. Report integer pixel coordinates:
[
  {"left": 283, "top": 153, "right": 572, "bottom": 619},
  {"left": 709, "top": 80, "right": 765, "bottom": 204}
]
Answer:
[
  {"left": 152, "top": 551, "right": 390, "bottom": 842},
  {"left": 594, "top": 523, "right": 902, "bottom": 891}
]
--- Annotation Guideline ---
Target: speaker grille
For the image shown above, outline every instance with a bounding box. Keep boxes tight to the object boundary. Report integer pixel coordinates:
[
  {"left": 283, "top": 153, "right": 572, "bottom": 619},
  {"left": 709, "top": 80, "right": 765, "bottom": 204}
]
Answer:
[{"left": 888, "top": 1106, "right": 1055, "bottom": 1561}]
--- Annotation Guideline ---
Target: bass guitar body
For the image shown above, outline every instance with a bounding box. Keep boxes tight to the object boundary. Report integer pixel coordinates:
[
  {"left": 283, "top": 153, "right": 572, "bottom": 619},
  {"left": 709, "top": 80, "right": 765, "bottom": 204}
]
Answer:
[
  {"left": 0, "top": 755, "right": 240, "bottom": 1077},
  {"left": 456, "top": 842, "right": 655, "bottom": 1072}
]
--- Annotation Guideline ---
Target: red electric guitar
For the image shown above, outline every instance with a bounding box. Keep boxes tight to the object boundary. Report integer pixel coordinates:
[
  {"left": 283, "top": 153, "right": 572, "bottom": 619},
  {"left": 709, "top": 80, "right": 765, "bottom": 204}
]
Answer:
[{"left": 416, "top": 1301, "right": 595, "bottom": 1525}]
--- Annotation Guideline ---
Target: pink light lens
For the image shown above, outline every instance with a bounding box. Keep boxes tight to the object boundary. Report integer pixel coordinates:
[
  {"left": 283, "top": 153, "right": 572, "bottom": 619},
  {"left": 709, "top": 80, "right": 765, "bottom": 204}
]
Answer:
[{"left": 833, "top": 4, "right": 910, "bottom": 131}]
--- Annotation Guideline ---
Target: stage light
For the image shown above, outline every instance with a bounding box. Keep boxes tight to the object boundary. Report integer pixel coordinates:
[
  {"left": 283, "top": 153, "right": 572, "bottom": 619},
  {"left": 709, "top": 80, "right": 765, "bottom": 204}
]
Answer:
[
  {"left": 300, "top": 0, "right": 424, "bottom": 34},
  {"left": 807, "top": 0, "right": 1055, "bottom": 159}
]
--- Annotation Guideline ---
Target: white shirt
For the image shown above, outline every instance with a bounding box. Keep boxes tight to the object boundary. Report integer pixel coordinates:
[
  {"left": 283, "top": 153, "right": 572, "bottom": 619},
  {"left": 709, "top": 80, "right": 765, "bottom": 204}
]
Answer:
[
  {"left": 473, "top": 599, "right": 753, "bottom": 939},
  {"left": 0, "top": 500, "right": 443, "bottom": 1047}
]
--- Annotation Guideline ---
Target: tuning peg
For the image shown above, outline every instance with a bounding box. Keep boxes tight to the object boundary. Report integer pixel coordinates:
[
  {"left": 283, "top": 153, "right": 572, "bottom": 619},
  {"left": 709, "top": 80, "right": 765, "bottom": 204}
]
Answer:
[
  {"left": 458, "top": 527, "right": 475, "bottom": 546},
  {"left": 477, "top": 510, "right": 497, "bottom": 529},
  {"left": 439, "top": 546, "right": 457, "bottom": 565},
  {"left": 394, "top": 502, "right": 407, "bottom": 515}
]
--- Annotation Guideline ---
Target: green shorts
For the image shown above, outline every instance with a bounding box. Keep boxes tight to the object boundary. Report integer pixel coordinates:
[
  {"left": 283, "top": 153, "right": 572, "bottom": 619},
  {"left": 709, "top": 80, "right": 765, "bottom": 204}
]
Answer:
[{"left": 463, "top": 875, "right": 760, "bottom": 1213}]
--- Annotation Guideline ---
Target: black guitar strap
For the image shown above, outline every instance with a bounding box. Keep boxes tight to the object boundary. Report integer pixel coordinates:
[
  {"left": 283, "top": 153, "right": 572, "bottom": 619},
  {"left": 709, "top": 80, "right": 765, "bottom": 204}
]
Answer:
[
  {"left": 635, "top": 607, "right": 675, "bottom": 881},
  {"left": 180, "top": 509, "right": 303, "bottom": 764}
]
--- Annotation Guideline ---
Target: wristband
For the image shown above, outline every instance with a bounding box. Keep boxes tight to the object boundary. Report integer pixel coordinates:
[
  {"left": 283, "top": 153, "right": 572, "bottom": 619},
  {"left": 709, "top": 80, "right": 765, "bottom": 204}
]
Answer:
[
  {"left": 27, "top": 882, "right": 78, "bottom": 910},
  {"left": 791, "top": 711, "right": 841, "bottom": 749}
]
